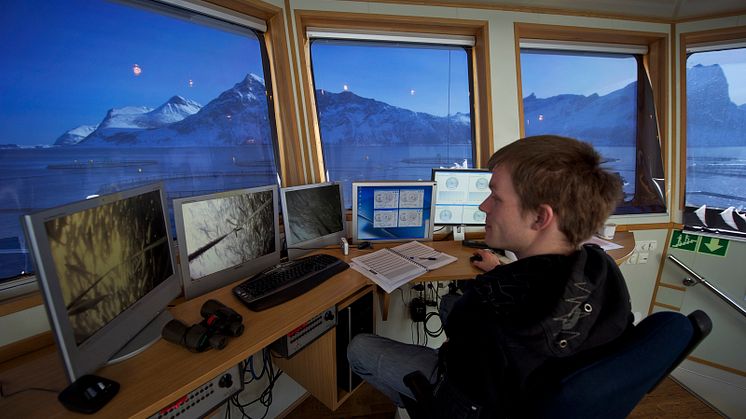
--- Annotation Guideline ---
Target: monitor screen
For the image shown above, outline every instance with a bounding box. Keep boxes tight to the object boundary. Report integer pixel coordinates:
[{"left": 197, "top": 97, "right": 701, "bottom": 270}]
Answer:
[
  {"left": 23, "top": 183, "right": 181, "bottom": 382},
  {"left": 432, "top": 168, "right": 491, "bottom": 226},
  {"left": 281, "top": 182, "right": 347, "bottom": 260},
  {"left": 173, "top": 185, "right": 281, "bottom": 300},
  {"left": 352, "top": 181, "right": 436, "bottom": 243}
]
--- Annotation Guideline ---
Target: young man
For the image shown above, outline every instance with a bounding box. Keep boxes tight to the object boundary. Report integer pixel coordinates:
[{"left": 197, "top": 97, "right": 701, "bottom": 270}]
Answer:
[{"left": 347, "top": 135, "right": 633, "bottom": 417}]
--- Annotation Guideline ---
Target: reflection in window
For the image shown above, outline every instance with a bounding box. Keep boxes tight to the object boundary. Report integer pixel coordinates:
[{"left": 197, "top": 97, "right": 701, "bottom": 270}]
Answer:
[
  {"left": 684, "top": 47, "right": 746, "bottom": 238},
  {"left": 0, "top": 0, "right": 279, "bottom": 281},
  {"left": 520, "top": 49, "right": 638, "bottom": 201},
  {"left": 310, "top": 39, "right": 474, "bottom": 207}
]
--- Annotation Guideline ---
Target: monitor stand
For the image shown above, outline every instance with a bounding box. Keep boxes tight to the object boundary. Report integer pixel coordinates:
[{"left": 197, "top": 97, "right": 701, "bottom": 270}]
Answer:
[
  {"left": 453, "top": 224, "right": 466, "bottom": 241},
  {"left": 107, "top": 310, "right": 173, "bottom": 365}
]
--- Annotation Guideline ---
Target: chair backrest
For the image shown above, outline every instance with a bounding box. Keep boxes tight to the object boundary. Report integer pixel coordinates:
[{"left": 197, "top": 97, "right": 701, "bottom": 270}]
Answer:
[
  {"left": 401, "top": 310, "right": 712, "bottom": 419},
  {"left": 530, "top": 310, "right": 712, "bottom": 419}
]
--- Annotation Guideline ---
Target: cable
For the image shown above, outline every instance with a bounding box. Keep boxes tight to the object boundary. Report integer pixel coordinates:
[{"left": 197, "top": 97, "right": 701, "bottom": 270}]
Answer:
[
  {"left": 228, "top": 349, "right": 283, "bottom": 419},
  {"left": 424, "top": 311, "right": 444, "bottom": 338},
  {"left": 0, "top": 382, "right": 59, "bottom": 398}
]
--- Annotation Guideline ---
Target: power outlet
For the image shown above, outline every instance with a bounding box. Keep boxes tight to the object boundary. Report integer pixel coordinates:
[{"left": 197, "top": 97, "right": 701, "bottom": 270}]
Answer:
[{"left": 635, "top": 240, "right": 658, "bottom": 252}]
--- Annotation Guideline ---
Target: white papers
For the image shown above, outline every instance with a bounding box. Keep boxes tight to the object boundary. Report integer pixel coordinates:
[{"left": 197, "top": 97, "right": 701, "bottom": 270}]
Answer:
[
  {"left": 584, "top": 235, "right": 623, "bottom": 251},
  {"left": 351, "top": 250, "right": 425, "bottom": 293},
  {"left": 350, "top": 241, "right": 457, "bottom": 293},
  {"left": 388, "top": 240, "right": 457, "bottom": 270}
]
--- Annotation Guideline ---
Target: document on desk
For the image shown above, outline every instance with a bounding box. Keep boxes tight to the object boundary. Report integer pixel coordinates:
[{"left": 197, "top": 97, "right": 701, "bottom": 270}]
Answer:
[
  {"left": 350, "top": 241, "right": 457, "bottom": 293},
  {"left": 584, "top": 235, "right": 623, "bottom": 251}
]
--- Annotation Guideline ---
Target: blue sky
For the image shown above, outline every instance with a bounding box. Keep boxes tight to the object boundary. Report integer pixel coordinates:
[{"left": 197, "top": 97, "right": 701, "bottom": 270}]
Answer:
[
  {"left": 311, "top": 40, "right": 471, "bottom": 117},
  {"left": 520, "top": 51, "right": 638, "bottom": 99},
  {"left": 0, "top": 0, "right": 263, "bottom": 146}
]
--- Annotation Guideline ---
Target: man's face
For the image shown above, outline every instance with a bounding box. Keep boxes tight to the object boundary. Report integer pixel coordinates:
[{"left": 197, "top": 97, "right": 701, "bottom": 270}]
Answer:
[{"left": 478, "top": 165, "right": 536, "bottom": 253}]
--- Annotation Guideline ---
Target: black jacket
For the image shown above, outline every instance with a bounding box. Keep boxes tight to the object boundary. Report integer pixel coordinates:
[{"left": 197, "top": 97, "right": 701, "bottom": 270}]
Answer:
[{"left": 437, "top": 244, "right": 632, "bottom": 418}]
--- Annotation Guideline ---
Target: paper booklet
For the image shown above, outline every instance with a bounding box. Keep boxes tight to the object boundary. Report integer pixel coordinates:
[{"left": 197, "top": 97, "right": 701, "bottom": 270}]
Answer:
[{"left": 350, "top": 241, "right": 457, "bottom": 293}]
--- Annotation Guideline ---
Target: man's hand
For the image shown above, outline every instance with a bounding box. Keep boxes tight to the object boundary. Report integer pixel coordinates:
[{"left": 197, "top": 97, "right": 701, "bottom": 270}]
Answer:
[{"left": 470, "top": 249, "right": 501, "bottom": 271}]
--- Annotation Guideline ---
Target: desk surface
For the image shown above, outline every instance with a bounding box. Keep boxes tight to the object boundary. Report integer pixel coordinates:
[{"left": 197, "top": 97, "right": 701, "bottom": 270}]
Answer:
[{"left": 0, "top": 234, "right": 633, "bottom": 418}]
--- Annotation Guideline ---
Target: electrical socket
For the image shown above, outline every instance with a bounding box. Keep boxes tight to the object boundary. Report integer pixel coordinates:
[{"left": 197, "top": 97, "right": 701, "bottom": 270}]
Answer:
[{"left": 635, "top": 240, "right": 657, "bottom": 252}]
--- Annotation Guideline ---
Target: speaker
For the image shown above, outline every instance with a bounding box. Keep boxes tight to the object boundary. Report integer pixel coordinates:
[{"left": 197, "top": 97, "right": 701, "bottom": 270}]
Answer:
[{"left": 335, "top": 292, "right": 374, "bottom": 392}]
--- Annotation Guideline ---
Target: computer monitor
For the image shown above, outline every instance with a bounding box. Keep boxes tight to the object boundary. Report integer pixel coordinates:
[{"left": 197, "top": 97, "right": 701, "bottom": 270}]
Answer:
[
  {"left": 431, "top": 168, "right": 491, "bottom": 226},
  {"left": 23, "top": 183, "right": 181, "bottom": 382},
  {"left": 173, "top": 185, "right": 281, "bottom": 300},
  {"left": 280, "top": 182, "right": 347, "bottom": 260},
  {"left": 351, "top": 181, "right": 436, "bottom": 243}
]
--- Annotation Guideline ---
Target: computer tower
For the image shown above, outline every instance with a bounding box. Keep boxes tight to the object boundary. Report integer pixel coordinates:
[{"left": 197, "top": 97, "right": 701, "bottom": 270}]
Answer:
[{"left": 336, "top": 292, "right": 374, "bottom": 392}]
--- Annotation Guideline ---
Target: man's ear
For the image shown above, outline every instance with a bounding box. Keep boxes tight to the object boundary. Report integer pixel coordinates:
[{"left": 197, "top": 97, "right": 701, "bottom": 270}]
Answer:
[{"left": 532, "top": 204, "right": 555, "bottom": 230}]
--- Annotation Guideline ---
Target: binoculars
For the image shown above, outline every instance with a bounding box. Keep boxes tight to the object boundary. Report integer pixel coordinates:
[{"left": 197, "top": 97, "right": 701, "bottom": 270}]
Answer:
[{"left": 162, "top": 299, "right": 244, "bottom": 352}]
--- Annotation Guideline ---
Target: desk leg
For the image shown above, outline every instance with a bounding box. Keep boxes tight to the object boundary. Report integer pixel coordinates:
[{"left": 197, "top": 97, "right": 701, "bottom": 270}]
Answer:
[{"left": 377, "top": 288, "right": 390, "bottom": 321}]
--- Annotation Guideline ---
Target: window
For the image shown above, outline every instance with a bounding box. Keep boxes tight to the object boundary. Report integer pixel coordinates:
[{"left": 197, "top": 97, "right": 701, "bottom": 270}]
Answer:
[
  {"left": 0, "top": 0, "right": 280, "bottom": 287},
  {"left": 308, "top": 34, "right": 475, "bottom": 207},
  {"left": 683, "top": 43, "right": 746, "bottom": 239},
  {"left": 519, "top": 40, "right": 666, "bottom": 214}
]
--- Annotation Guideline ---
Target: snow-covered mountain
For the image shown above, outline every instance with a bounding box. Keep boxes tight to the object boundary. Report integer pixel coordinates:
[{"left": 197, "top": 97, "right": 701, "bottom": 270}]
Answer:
[
  {"left": 523, "top": 82, "right": 637, "bottom": 147},
  {"left": 54, "top": 65, "right": 744, "bottom": 149},
  {"left": 523, "top": 63, "right": 746, "bottom": 148},
  {"left": 79, "top": 96, "right": 202, "bottom": 145},
  {"left": 53, "top": 124, "right": 99, "bottom": 146},
  {"left": 315, "top": 90, "right": 471, "bottom": 145},
  {"left": 77, "top": 75, "right": 268, "bottom": 147},
  {"left": 686, "top": 64, "right": 746, "bottom": 147}
]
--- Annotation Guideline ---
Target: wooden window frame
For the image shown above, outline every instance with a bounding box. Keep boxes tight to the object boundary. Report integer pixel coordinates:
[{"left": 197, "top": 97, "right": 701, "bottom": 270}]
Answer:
[
  {"left": 514, "top": 23, "right": 670, "bottom": 212},
  {"left": 679, "top": 26, "right": 746, "bottom": 211},
  {"left": 294, "top": 10, "right": 493, "bottom": 185}
]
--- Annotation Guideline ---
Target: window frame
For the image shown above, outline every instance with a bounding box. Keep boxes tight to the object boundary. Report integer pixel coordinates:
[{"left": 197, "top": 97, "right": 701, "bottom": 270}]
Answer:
[
  {"left": 515, "top": 23, "right": 670, "bottom": 215},
  {"left": 294, "top": 11, "right": 493, "bottom": 187},
  {"left": 0, "top": 0, "right": 295, "bottom": 303},
  {"left": 679, "top": 26, "right": 746, "bottom": 239}
]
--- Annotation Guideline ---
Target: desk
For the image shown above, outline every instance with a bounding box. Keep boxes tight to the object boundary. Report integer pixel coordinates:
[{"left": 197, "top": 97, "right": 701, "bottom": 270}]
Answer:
[
  {"left": 0, "top": 234, "right": 633, "bottom": 417},
  {"left": 0, "top": 262, "right": 372, "bottom": 418}
]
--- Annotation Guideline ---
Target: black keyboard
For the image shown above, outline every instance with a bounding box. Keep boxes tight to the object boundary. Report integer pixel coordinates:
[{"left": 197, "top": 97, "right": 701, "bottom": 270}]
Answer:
[{"left": 232, "top": 253, "right": 349, "bottom": 311}]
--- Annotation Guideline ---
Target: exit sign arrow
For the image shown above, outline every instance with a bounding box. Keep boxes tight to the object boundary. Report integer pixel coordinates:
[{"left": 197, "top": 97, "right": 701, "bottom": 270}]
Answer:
[{"left": 697, "top": 237, "right": 729, "bottom": 257}]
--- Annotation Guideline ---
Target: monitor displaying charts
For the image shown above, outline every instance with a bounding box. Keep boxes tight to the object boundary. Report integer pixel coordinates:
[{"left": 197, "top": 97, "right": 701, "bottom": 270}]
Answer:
[
  {"left": 432, "top": 168, "right": 491, "bottom": 226},
  {"left": 351, "top": 181, "right": 436, "bottom": 243}
]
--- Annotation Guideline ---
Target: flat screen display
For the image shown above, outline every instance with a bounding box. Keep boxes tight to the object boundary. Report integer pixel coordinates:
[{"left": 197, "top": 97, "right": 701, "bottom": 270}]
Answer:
[
  {"left": 432, "top": 168, "right": 491, "bottom": 225},
  {"left": 281, "top": 182, "right": 346, "bottom": 260},
  {"left": 23, "top": 183, "right": 181, "bottom": 381},
  {"left": 352, "top": 181, "right": 436, "bottom": 243},
  {"left": 173, "top": 185, "right": 281, "bottom": 300}
]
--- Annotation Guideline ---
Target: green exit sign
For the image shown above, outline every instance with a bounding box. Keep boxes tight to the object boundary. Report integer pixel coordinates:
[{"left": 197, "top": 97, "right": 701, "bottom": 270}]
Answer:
[
  {"left": 697, "top": 236, "right": 729, "bottom": 257},
  {"left": 669, "top": 231, "right": 699, "bottom": 252}
]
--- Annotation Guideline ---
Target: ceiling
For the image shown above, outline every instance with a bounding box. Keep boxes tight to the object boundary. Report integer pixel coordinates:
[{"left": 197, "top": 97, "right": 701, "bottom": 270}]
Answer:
[{"left": 415, "top": 0, "right": 746, "bottom": 21}]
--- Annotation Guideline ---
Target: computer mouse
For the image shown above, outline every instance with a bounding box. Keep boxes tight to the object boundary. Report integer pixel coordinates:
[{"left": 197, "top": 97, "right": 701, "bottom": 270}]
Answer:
[{"left": 469, "top": 254, "right": 482, "bottom": 262}]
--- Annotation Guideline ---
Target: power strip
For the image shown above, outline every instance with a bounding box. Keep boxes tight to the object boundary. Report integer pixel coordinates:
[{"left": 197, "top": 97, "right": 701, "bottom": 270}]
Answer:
[{"left": 149, "top": 364, "right": 242, "bottom": 419}]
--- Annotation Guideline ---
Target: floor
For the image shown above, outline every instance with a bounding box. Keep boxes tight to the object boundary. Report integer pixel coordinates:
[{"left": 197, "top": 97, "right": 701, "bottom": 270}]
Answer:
[{"left": 282, "top": 377, "right": 722, "bottom": 418}]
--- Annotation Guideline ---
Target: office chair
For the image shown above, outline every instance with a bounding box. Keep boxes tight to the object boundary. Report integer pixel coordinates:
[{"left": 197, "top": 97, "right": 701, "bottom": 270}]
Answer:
[{"left": 401, "top": 310, "right": 712, "bottom": 419}]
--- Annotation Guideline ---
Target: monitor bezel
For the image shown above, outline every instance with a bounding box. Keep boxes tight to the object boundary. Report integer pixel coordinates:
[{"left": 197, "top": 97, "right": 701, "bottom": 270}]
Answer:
[
  {"left": 173, "top": 184, "right": 281, "bottom": 300},
  {"left": 280, "top": 182, "right": 347, "bottom": 261},
  {"left": 23, "top": 183, "right": 181, "bottom": 382},
  {"left": 431, "top": 168, "right": 491, "bottom": 226},
  {"left": 351, "top": 180, "right": 437, "bottom": 244}
]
